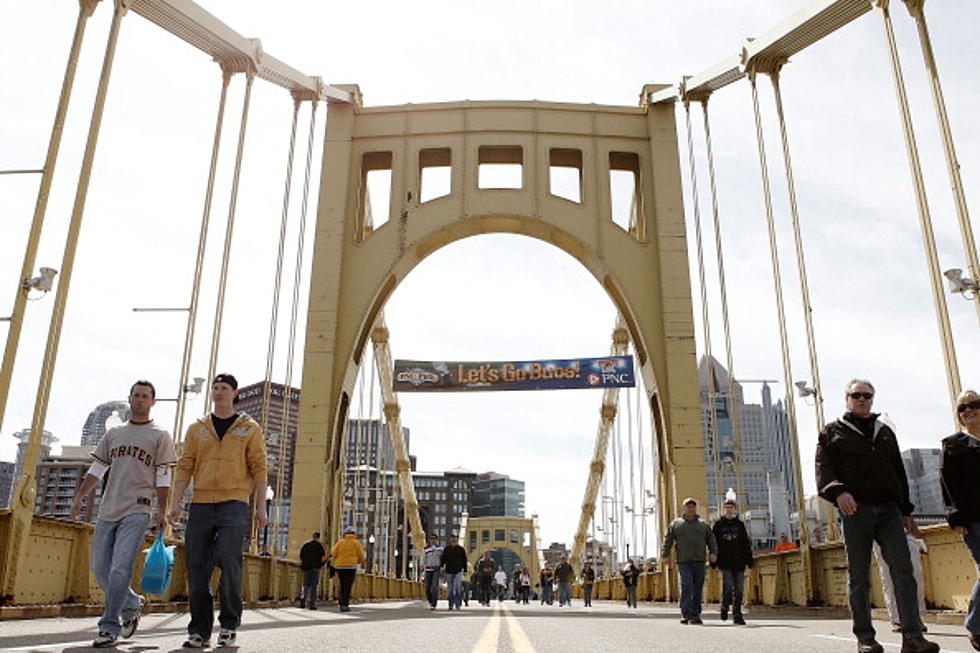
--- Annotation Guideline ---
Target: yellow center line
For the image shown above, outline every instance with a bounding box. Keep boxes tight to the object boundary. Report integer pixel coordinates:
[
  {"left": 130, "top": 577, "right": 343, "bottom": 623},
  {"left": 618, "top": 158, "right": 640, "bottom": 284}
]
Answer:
[
  {"left": 502, "top": 602, "right": 536, "bottom": 653},
  {"left": 471, "top": 602, "right": 501, "bottom": 653}
]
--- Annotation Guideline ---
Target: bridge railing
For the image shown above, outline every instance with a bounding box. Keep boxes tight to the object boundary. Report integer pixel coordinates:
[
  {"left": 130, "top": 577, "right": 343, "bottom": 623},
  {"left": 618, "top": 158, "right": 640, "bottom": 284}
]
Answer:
[
  {"left": 0, "top": 510, "right": 422, "bottom": 609},
  {"left": 585, "top": 523, "right": 974, "bottom": 611}
]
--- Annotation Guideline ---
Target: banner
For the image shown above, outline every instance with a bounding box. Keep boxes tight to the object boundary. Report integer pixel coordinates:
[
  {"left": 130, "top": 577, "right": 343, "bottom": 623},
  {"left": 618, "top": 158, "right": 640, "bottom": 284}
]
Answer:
[{"left": 393, "top": 356, "right": 635, "bottom": 392}]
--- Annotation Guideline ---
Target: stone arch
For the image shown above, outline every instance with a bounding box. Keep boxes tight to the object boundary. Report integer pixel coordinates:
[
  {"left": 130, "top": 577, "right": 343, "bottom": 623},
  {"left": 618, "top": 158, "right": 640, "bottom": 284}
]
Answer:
[{"left": 287, "top": 91, "right": 704, "bottom": 556}]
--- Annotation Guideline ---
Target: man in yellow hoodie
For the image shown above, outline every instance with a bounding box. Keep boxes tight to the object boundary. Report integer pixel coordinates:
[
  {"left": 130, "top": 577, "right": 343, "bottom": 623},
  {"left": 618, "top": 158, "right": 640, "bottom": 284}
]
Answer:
[
  {"left": 168, "top": 374, "right": 267, "bottom": 648},
  {"left": 330, "top": 527, "right": 366, "bottom": 612}
]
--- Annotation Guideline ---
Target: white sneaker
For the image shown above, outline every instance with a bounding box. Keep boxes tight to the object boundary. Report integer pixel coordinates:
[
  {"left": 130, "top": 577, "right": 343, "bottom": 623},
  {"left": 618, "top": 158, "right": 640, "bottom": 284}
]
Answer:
[
  {"left": 217, "top": 629, "right": 236, "bottom": 647},
  {"left": 120, "top": 595, "right": 146, "bottom": 639},
  {"left": 182, "top": 633, "right": 209, "bottom": 648},
  {"left": 93, "top": 631, "right": 118, "bottom": 648}
]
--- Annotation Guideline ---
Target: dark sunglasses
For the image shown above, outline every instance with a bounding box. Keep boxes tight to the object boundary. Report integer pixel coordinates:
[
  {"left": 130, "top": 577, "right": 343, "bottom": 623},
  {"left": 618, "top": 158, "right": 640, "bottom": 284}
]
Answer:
[
  {"left": 848, "top": 392, "right": 874, "bottom": 400},
  {"left": 957, "top": 399, "right": 980, "bottom": 413}
]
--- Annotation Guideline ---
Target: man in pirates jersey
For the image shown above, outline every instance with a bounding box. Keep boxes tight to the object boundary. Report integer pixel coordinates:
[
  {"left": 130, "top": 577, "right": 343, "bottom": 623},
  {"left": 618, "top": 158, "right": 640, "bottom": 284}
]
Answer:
[
  {"left": 169, "top": 373, "right": 268, "bottom": 649},
  {"left": 70, "top": 380, "right": 177, "bottom": 648}
]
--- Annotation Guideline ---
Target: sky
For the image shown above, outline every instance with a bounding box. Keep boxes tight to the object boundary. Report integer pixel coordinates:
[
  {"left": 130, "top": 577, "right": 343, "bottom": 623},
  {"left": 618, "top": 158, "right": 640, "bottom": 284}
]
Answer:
[{"left": 2, "top": 1, "right": 979, "bottom": 552}]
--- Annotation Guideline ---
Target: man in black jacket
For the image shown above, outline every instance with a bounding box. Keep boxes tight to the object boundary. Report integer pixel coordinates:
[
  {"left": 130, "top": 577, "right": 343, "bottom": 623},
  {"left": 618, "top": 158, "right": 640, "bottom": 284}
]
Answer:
[
  {"left": 816, "top": 379, "right": 938, "bottom": 653},
  {"left": 712, "top": 499, "right": 752, "bottom": 624},
  {"left": 298, "top": 532, "right": 326, "bottom": 610},
  {"left": 440, "top": 534, "right": 468, "bottom": 611}
]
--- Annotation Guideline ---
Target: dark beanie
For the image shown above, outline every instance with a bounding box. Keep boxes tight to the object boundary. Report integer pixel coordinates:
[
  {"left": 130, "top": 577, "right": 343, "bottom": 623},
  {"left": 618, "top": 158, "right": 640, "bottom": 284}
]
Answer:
[{"left": 212, "top": 373, "right": 238, "bottom": 390}]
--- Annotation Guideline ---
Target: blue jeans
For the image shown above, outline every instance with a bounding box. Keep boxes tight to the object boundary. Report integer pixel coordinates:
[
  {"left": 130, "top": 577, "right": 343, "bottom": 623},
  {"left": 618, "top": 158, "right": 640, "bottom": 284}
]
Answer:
[
  {"left": 841, "top": 501, "right": 922, "bottom": 640},
  {"left": 542, "top": 583, "right": 553, "bottom": 604},
  {"left": 424, "top": 568, "right": 440, "bottom": 607},
  {"left": 301, "top": 568, "right": 321, "bottom": 608},
  {"left": 558, "top": 581, "right": 572, "bottom": 605},
  {"left": 91, "top": 512, "right": 150, "bottom": 636},
  {"left": 185, "top": 501, "right": 249, "bottom": 639},
  {"left": 678, "top": 562, "right": 706, "bottom": 617},
  {"left": 446, "top": 572, "right": 463, "bottom": 608},
  {"left": 721, "top": 568, "right": 745, "bottom": 612},
  {"left": 960, "top": 522, "right": 980, "bottom": 635}
]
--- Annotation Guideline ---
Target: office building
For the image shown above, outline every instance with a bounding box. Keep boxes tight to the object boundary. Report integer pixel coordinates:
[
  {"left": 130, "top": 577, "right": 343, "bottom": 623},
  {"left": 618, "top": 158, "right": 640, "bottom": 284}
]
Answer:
[
  {"left": 0, "top": 461, "right": 14, "bottom": 509},
  {"left": 471, "top": 472, "right": 525, "bottom": 518},
  {"left": 80, "top": 401, "right": 131, "bottom": 447},
  {"left": 235, "top": 381, "right": 300, "bottom": 500},
  {"left": 903, "top": 448, "right": 944, "bottom": 521},
  {"left": 34, "top": 445, "right": 97, "bottom": 521}
]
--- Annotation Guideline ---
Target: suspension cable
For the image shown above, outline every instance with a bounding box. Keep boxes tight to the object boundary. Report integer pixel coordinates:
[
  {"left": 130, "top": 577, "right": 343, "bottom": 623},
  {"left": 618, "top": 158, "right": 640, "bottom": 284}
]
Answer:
[
  {"left": 205, "top": 72, "right": 255, "bottom": 412},
  {"left": 700, "top": 99, "right": 746, "bottom": 508},
  {"left": 873, "top": 0, "right": 961, "bottom": 414},
  {"left": 173, "top": 70, "right": 232, "bottom": 447},
  {"left": 276, "top": 101, "right": 318, "bottom": 552},
  {"left": 747, "top": 72, "right": 811, "bottom": 567},
  {"left": 626, "top": 380, "right": 637, "bottom": 555},
  {"left": 769, "top": 70, "right": 826, "bottom": 430},
  {"left": 636, "top": 378, "right": 647, "bottom": 561},
  {"left": 683, "top": 99, "right": 724, "bottom": 514}
]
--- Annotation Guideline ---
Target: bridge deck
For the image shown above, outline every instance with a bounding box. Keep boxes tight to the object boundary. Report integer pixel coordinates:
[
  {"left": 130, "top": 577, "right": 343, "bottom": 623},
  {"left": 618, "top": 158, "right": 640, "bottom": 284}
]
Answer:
[{"left": 0, "top": 600, "right": 973, "bottom": 653}]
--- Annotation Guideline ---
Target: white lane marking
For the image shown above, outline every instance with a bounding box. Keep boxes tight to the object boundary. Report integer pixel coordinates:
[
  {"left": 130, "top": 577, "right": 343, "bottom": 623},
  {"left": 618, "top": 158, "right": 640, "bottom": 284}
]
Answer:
[
  {"left": 471, "top": 602, "right": 501, "bottom": 653},
  {"left": 812, "top": 634, "right": 967, "bottom": 653},
  {"left": 501, "top": 602, "right": 536, "bottom": 653}
]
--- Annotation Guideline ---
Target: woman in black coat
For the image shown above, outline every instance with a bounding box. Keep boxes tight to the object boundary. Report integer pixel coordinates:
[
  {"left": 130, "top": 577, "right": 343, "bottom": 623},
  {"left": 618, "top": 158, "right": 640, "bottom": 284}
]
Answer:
[{"left": 940, "top": 389, "right": 980, "bottom": 651}]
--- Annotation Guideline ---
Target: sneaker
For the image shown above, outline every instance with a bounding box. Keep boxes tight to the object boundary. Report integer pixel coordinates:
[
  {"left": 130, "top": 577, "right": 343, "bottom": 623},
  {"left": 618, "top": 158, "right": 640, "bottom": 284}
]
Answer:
[
  {"left": 93, "top": 631, "right": 118, "bottom": 648},
  {"left": 690, "top": 615, "right": 704, "bottom": 625},
  {"left": 970, "top": 632, "right": 980, "bottom": 651},
  {"left": 900, "top": 634, "right": 939, "bottom": 653},
  {"left": 720, "top": 605, "right": 729, "bottom": 621},
  {"left": 891, "top": 622, "right": 903, "bottom": 632},
  {"left": 216, "top": 629, "right": 236, "bottom": 647},
  {"left": 857, "top": 639, "right": 884, "bottom": 653},
  {"left": 680, "top": 614, "right": 690, "bottom": 624},
  {"left": 733, "top": 614, "right": 746, "bottom": 625},
  {"left": 120, "top": 595, "right": 146, "bottom": 639},
  {"left": 183, "top": 634, "right": 210, "bottom": 648}
]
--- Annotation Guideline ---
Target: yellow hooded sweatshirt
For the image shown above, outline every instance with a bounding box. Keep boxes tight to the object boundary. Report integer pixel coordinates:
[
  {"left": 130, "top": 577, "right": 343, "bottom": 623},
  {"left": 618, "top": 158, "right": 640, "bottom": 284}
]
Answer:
[
  {"left": 175, "top": 413, "right": 268, "bottom": 504},
  {"left": 331, "top": 534, "right": 366, "bottom": 568}
]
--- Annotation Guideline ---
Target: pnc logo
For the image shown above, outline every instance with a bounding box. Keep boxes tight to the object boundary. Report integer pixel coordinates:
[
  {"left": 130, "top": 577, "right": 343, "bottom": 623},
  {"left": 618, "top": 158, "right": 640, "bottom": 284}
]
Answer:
[{"left": 587, "top": 373, "right": 602, "bottom": 386}]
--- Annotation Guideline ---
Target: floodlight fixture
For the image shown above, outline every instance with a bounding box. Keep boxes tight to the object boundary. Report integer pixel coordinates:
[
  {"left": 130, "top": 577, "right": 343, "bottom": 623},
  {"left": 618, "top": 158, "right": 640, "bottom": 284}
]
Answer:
[
  {"left": 944, "top": 268, "right": 978, "bottom": 298},
  {"left": 795, "top": 380, "right": 817, "bottom": 398},
  {"left": 23, "top": 267, "right": 57, "bottom": 294}
]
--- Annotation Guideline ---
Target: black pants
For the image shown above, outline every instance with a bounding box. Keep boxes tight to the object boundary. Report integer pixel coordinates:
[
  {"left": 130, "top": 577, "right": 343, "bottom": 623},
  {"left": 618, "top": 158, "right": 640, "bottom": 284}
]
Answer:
[
  {"left": 336, "top": 568, "right": 356, "bottom": 607},
  {"left": 302, "top": 568, "right": 321, "bottom": 608},
  {"left": 479, "top": 578, "right": 493, "bottom": 605}
]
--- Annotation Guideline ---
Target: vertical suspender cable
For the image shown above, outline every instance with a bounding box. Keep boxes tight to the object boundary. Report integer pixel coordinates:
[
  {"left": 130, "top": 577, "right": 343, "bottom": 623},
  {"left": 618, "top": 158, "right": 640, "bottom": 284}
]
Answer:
[
  {"left": 205, "top": 72, "right": 255, "bottom": 411},
  {"left": 626, "top": 381, "right": 637, "bottom": 553},
  {"left": 173, "top": 70, "right": 232, "bottom": 447},
  {"left": 748, "top": 73, "right": 812, "bottom": 601},
  {"left": 636, "top": 380, "right": 647, "bottom": 562},
  {"left": 276, "top": 101, "right": 318, "bottom": 553},
  {"left": 5, "top": 1, "right": 127, "bottom": 598},
  {"left": 683, "top": 99, "right": 724, "bottom": 514},
  {"left": 873, "top": 0, "right": 961, "bottom": 413},
  {"left": 259, "top": 100, "right": 300, "bottom": 439},
  {"left": 902, "top": 0, "right": 980, "bottom": 325},
  {"left": 0, "top": 0, "right": 97, "bottom": 436},
  {"left": 700, "top": 99, "right": 746, "bottom": 508},
  {"left": 769, "top": 71, "right": 826, "bottom": 430}
]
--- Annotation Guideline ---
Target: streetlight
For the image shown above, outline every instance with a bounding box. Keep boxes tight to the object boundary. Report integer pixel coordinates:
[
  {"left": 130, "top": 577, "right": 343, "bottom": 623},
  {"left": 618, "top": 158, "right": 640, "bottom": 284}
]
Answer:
[
  {"left": 263, "top": 486, "right": 275, "bottom": 555},
  {"left": 368, "top": 534, "right": 376, "bottom": 574}
]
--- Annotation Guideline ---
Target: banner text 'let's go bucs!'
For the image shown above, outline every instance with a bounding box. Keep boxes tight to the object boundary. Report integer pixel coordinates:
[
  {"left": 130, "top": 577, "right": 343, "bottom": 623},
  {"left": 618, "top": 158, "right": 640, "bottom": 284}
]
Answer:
[{"left": 393, "top": 357, "right": 635, "bottom": 392}]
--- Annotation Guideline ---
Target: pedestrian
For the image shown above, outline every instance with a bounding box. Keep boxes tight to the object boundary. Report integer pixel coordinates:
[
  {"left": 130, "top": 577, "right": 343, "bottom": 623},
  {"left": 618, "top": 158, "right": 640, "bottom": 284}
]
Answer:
[
  {"left": 494, "top": 566, "right": 508, "bottom": 602},
  {"left": 621, "top": 559, "right": 640, "bottom": 608},
  {"left": 330, "top": 526, "right": 366, "bottom": 612},
  {"left": 540, "top": 564, "right": 555, "bottom": 605},
  {"left": 581, "top": 562, "right": 596, "bottom": 607},
  {"left": 169, "top": 374, "right": 268, "bottom": 648},
  {"left": 773, "top": 532, "right": 799, "bottom": 552},
  {"left": 423, "top": 534, "right": 443, "bottom": 610},
  {"left": 712, "top": 498, "right": 753, "bottom": 625},
  {"left": 940, "top": 388, "right": 980, "bottom": 651},
  {"left": 519, "top": 567, "right": 531, "bottom": 604},
  {"left": 816, "top": 378, "right": 938, "bottom": 653},
  {"left": 661, "top": 497, "right": 717, "bottom": 624},
  {"left": 873, "top": 536, "right": 928, "bottom": 632},
  {"left": 477, "top": 551, "right": 495, "bottom": 606},
  {"left": 298, "top": 532, "right": 326, "bottom": 610},
  {"left": 69, "top": 380, "right": 176, "bottom": 648},
  {"left": 555, "top": 555, "right": 574, "bottom": 607},
  {"left": 467, "top": 569, "right": 479, "bottom": 606},
  {"left": 441, "top": 533, "right": 468, "bottom": 611}
]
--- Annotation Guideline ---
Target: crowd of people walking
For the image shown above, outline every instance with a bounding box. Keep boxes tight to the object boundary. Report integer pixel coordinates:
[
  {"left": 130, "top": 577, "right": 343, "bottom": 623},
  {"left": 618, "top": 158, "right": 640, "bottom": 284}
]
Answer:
[{"left": 66, "top": 374, "right": 980, "bottom": 653}]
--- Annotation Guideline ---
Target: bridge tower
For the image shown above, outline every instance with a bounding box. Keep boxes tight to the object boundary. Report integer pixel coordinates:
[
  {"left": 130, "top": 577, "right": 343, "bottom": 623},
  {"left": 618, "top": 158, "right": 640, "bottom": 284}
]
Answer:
[{"left": 287, "top": 86, "right": 706, "bottom": 556}]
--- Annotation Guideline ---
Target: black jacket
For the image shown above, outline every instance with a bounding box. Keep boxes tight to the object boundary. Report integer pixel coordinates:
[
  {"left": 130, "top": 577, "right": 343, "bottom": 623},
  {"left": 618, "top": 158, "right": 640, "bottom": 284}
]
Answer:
[
  {"left": 477, "top": 557, "right": 495, "bottom": 577},
  {"left": 440, "top": 544, "right": 468, "bottom": 574},
  {"left": 299, "top": 540, "right": 326, "bottom": 571},
  {"left": 815, "top": 413, "right": 914, "bottom": 515},
  {"left": 712, "top": 517, "right": 753, "bottom": 571},
  {"left": 554, "top": 562, "right": 574, "bottom": 583},
  {"left": 621, "top": 564, "right": 640, "bottom": 587},
  {"left": 941, "top": 431, "right": 980, "bottom": 528}
]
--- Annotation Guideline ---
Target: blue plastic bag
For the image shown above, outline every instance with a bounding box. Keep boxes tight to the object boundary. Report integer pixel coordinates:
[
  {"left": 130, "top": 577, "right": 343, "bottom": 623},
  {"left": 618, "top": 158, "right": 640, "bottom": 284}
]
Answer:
[{"left": 140, "top": 531, "right": 175, "bottom": 595}]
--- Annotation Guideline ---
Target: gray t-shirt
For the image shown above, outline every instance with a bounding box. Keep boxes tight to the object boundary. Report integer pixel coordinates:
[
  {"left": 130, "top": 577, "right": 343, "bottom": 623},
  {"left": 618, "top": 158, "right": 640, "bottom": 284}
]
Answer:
[{"left": 92, "top": 421, "right": 177, "bottom": 522}]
